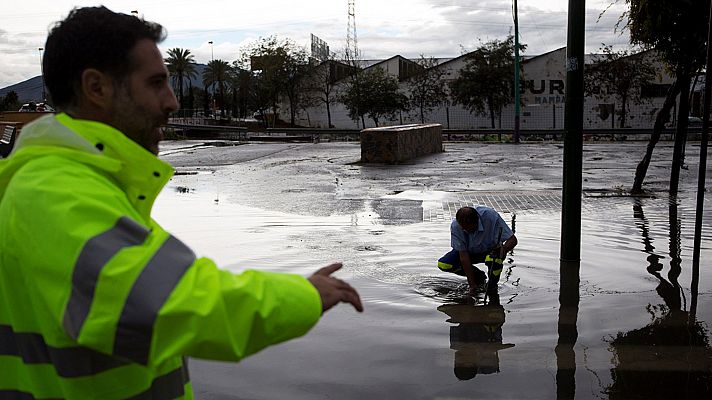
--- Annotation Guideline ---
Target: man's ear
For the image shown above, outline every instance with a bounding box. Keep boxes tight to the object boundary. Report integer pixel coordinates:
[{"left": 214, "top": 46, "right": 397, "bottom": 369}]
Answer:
[{"left": 80, "top": 68, "right": 115, "bottom": 110}]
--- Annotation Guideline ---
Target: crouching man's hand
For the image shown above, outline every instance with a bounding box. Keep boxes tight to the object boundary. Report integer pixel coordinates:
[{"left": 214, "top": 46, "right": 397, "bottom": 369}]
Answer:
[{"left": 308, "top": 263, "right": 364, "bottom": 313}]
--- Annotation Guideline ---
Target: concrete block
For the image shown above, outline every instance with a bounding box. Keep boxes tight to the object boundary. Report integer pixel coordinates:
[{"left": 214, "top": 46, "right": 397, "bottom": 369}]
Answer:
[{"left": 360, "top": 123, "right": 443, "bottom": 164}]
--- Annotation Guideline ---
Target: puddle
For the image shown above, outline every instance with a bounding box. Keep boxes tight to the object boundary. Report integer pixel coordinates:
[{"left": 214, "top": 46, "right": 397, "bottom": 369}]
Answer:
[{"left": 153, "top": 180, "right": 712, "bottom": 399}]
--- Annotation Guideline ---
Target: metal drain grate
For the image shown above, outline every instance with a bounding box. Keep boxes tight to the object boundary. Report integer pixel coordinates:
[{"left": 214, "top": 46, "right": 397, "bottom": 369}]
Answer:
[
  {"left": 422, "top": 190, "right": 712, "bottom": 223},
  {"left": 423, "top": 191, "right": 575, "bottom": 222}
]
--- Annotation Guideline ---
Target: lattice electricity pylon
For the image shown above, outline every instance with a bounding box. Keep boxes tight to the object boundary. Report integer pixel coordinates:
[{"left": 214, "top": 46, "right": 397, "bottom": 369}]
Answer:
[{"left": 345, "top": 0, "right": 359, "bottom": 66}]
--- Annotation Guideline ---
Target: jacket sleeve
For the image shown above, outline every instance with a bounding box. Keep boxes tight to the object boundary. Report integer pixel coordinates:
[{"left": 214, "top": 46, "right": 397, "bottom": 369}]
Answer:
[
  {"left": 9, "top": 156, "right": 322, "bottom": 368},
  {"left": 97, "top": 230, "right": 323, "bottom": 367},
  {"left": 151, "top": 259, "right": 322, "bottom": 365}
]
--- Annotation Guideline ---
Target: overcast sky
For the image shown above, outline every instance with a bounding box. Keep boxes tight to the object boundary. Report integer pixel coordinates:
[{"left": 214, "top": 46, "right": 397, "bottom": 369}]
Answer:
[{"left": 0, "top": 0, "right": 630, "bottom": 89}]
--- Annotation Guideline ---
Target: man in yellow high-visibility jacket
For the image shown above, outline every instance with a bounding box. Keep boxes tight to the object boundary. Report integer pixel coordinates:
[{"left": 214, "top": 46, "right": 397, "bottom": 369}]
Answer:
[{"left": 0, "top": 6, "right": 362, "bottom": 399}]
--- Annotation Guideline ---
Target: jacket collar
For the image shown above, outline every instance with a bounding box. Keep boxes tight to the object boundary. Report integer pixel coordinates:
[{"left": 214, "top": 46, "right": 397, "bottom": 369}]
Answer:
[{"left": 13, "top": 113, "right": 174, "bottom": 221}]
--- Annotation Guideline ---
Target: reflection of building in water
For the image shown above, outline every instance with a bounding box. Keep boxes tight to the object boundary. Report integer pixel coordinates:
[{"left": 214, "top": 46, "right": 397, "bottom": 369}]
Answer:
[
  {"left": 438, "top": 294, "right": 514, "bottom": 380},
  {"left": 605, "top": 201, "right": 712, "bottom": 398}
]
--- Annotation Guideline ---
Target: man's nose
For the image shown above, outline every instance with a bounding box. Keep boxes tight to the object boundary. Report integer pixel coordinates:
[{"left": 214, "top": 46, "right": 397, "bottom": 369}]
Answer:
[{"left": 165, "top": 87, "right": 179, "bottom": 113}]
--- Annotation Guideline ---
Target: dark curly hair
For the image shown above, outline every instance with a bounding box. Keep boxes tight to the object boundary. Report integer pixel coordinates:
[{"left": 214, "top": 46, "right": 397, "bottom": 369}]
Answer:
[{"left": 43, "top": 6, "right": 166, "bottom": 109}]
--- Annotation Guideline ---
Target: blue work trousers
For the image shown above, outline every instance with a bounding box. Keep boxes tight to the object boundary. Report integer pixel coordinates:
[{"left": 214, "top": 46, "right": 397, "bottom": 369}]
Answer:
[{"left": 437, "top": 249, "right": 503, "bottom": 285}]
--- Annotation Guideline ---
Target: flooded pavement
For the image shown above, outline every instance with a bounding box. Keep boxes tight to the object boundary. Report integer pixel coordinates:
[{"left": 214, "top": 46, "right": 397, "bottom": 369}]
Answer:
[{"left": 156, "top": 141, "right": 712, "bottom": 399}]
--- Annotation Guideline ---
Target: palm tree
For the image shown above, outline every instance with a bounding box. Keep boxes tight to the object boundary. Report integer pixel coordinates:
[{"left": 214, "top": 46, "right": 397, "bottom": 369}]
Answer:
[
  {"left": 203, "top": 59, "right": 232, "bottom": 117},
  {"left": 229, "top": 67, "right": 252, "bottom": 119},
  {"left": 164, "top": 48, "right": 197, "bottom": 109}
]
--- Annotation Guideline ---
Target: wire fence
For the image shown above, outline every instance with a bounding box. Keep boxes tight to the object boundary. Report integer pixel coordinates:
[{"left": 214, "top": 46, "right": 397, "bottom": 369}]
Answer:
[
  {"left": 291, "top": 102, "right": 680, "bottom": 132},
  {"left": 169, "top": 100, "right": 698, "bottom": 142}
]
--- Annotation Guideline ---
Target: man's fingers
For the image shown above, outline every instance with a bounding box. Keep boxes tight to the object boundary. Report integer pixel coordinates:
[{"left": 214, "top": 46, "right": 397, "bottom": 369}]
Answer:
[
  {"left": 327, "top": 276, "right": 362, "bottom": 311},
  {"left": 340, "top": 286, "right": 363, "bottom": 312},
  {"left": 308, "top": 263, "right": 363, "bottom": 313},
  {"left": 314, "top": 262, "right": 342, "bottom": 276}
]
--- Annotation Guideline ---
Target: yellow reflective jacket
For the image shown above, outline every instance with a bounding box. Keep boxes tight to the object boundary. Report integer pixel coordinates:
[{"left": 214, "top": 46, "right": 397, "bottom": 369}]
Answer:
[{"left": 0, "top": 114, "right": 322, "bottom": 399}]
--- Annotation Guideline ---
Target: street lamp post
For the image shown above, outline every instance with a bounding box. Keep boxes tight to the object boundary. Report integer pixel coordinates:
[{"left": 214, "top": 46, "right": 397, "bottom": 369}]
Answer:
[
  {"left": 38, "top": 47, "right": 45, "bottom": 101},
  {"left": 208, "top": 41, "right": 216, "bottom": 115},
  {"left": 513, "top": 0, "right": 521, "bottom": 144}
]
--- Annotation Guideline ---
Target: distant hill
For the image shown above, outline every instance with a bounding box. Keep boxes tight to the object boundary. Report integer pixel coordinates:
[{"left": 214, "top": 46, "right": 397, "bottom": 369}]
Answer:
[
  {"left": 0, "top": 76, "right": 45, "bottom": 103},
  {"left": 0, "top": 63, "right": 211, "bottom": 104}
]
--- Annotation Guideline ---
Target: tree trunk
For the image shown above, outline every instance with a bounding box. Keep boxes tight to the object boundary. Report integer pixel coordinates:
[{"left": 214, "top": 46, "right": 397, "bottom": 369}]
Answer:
[
  {"left": 326, "top": 96, "right": 332, "bottom": 128},
  {"left": 203, "top": 84, "right": 210, "bottom": 116},
  {"left": 620, "top": 94, "right": 627, "bottom": 128},
  {"left": 231, "top": 87, "right": 240, "bottom": 118},
  {"left": 670, "top": 70, "right": 691, "bottom": 196},
  {"left": 178, "top": 74, "right": 184, "bottom": 112},
  {"left": 488, "top": 98, "right": 495, "bottom": 129},
  {"left": 631, "top": 79, "right": 681, "bottom": 194},
  {"left": 219, "top": 83, "right": 225, "bottom": 118},
  {"left": 681, "top": 72, "right": 701, "bottom": 165},
  {"left": 187, "top": 84, "right": 194, "bottom": 116}
]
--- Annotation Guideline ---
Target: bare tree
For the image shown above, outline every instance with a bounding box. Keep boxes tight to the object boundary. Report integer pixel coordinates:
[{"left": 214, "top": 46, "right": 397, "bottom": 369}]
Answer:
[
  {"left": 616, "top": 0, "right": 710, "bottom": 194},
  {"left": 407, "top": 55, "right": 448, "bottom": 123},
  {"left": 585, "top": 45, "right": 656, "bottom": 128},
  {"left": 450, "top": 35, "right": 525, "bottom": 128},
  {"left": 303, "top": 57, "right": 355, "bottom": 128}
]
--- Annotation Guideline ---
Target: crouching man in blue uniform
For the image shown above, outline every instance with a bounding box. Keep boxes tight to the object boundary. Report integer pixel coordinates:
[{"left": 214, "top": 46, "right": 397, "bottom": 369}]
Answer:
[{"left": 438, "top": 206, "right": 517, "bottom": 296}]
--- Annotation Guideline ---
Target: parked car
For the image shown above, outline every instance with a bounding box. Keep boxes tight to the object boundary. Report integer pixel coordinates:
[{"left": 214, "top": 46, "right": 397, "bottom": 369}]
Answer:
[
  {"left": 252, "top": 111, "right": 276, "bottom": 122},
  {"left": 688, "top": 116, "right": 712, "bottom": 128},
  {"left": 18, "top": 102, "right": 54, "bottom": 112}
]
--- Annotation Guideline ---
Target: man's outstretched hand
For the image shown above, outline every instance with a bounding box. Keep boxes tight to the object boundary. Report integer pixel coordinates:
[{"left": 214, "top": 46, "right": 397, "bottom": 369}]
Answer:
[{"left": 308, "top": 263, "right": 363, "bottom": 313}]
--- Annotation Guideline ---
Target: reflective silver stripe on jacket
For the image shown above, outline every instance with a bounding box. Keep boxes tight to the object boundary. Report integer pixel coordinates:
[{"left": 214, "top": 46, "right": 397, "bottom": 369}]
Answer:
[
  {"left": 0, "top": 326, "right": 189, "bottom": 398},
  {"left": 113, "top": 235, "right": 196, "bottom": 365},
  {"left": 0, "top": 324, "right": 128, "bottom": 378},
  {"left": 63, "top": 217, "right": 150, "bottom": 339},
  {"left": 0, "top": 390, "right": 43, "bottom": 400}
]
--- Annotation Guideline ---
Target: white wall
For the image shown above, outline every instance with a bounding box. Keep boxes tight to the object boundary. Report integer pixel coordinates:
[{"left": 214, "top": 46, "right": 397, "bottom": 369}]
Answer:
[{"left": 286, "top": 48, "right": 677, "bottom": 130}]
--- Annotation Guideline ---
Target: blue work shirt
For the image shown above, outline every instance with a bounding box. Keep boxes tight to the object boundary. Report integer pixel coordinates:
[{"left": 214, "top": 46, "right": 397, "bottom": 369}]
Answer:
[{"left": 450, "top": 207, "right": 513, "bottom": 254}]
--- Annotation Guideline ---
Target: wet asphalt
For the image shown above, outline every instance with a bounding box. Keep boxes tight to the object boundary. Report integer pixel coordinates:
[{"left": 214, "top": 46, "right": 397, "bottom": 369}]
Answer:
[
  {"left": 157, "top": 139, "right": 712, "bottom": 399},
  {"left": 159, "top": 140, "right": 709, "bottom": 221}
]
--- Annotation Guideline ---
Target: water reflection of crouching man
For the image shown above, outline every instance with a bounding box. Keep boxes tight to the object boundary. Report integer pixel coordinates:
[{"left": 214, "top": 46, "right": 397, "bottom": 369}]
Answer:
[
  {"left": 438, "top": 294, "right": 515, "bottom": 380},
  {"left": 437, "top": 206, "right": 517, "bottom": 296}
]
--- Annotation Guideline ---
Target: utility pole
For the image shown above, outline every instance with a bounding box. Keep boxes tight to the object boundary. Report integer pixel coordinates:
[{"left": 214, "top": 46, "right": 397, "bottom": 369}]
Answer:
[
  {"left": 38, "top": 47, "right": 45, "bottom": 101},
  {"left": 557, "top": 4, "right": 585, "bottom": 397},
  {"left": 561, "top": 0, "right": 585, "bottom": 263},
  {"left": 513, "top": 0, "right": 521, "bottom": 143},
  {"left": 346, "top": 0, "right": 359, "bottom": 66}
]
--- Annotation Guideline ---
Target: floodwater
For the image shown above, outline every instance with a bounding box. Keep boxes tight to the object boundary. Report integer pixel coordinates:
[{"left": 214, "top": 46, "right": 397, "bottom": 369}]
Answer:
[{"left": 154, "top": 142, "right": 712, "bottom": 399}]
